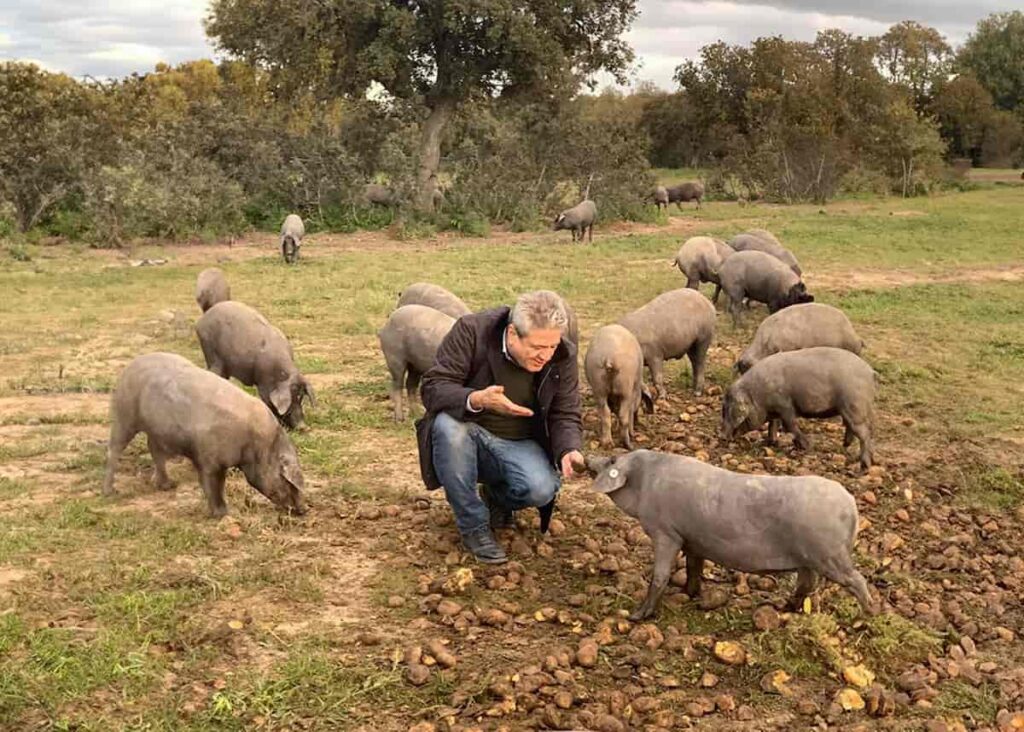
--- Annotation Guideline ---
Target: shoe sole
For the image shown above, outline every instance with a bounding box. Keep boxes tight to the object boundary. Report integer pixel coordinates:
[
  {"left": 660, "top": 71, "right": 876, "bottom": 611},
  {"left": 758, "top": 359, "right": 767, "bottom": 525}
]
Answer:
[{"left": 473, "top": 554, "right": 508, "bottom": 565}]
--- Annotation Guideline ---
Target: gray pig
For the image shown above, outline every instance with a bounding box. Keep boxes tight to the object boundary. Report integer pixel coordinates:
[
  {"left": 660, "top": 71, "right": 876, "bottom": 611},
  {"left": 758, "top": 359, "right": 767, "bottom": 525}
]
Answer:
[
  {"left": 674, "top": 236, "right": 735, "bottom": 303},
  {"left": 280, "top": 214, "right": 305, "bottom": 264},
  {"left": 195, "top": 301, "right": 315, "bottom": 430},
  {"left": 103, "top": 352, "right": 306, "bottom": 517},
  {"left": 729, "top": 231, "right": 801, "bottom": 275},
  {"left": 364, "top": 183, "right": 397, "bottom": 207},
  {"left": 736, "top": 303, "right": 864, "bottom": 373},
  {"left": 722, "top": 346, "right": 877, "bottom": 470},
  {"left": 586, "top": 450, "right": 875, "bottom": 619},
  {"left": 618, "top": 288, "right": 716, "bottom": 399},
  {"left": 666, "top": 181, "right": 704, "bottom": 209},
  {"left": 378, "top": 304, "right": 455, "bottom": 421},
  {"left": 195, "top": 267, "right": 231, "bottom": 313},
  {"left": 584, "top": 324, "right": 654, "bottom": 449},
  {"left": 651, "top": 186, "right": 669, "bottom": 210},
  {"left": 397, "top": 282, "right": 472, "bottom": 320},
  {"left": 553, "top": 199, "right": 597, "bottom": 243},
  {"left": 718, "top": 250, "right": 813, "bottom": 324}
]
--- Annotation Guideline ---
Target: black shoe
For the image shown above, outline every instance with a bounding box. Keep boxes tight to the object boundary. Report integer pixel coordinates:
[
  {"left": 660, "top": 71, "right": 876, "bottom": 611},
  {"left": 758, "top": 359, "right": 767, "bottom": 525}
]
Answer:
[
  {"left": 538, "top": 497, "right": 557, "bottom": 534},
  {"left": 480, "top": 485, "right": 514, "bottom": 530},
  {"left": 462, "top": 527, "right": 508, "bottom": 564}
]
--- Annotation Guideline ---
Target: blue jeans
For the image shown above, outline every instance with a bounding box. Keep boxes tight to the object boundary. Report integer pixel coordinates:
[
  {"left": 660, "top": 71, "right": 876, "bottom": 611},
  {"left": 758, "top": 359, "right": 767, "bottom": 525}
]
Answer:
[{"left": 432, "top": 412, "right": 560, "bottom": 535}]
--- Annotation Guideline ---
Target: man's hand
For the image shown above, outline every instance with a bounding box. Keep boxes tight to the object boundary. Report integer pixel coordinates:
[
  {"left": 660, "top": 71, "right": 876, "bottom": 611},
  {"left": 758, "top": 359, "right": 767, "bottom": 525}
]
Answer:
[
  {"left": 560, "top": 450, "right": 586, "bottom": 479},
  {"left": 469, "top": 385, "right": 534, "bottom": 417}
]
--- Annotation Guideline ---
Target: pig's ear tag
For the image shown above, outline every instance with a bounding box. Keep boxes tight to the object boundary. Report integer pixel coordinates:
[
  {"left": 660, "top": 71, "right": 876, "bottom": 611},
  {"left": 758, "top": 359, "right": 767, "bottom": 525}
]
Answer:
[{"left": 608, "top": 469, "right": 619, "bottom": 478}]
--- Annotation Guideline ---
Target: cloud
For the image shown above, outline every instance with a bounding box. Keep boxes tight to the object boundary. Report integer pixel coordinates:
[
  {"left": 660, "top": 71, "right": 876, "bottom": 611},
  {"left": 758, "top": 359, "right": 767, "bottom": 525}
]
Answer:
[
  {"left": 0, "top": 0, "right": 216, "bottom": 78},
  {"left": 720, "top": 0, "right": 1012, "bottom": 26}
]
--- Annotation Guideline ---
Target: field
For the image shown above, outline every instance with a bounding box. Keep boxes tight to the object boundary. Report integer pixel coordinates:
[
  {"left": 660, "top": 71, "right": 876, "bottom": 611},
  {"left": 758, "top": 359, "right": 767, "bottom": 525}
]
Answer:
[{"left": 1, "top": 188, "right": 1023, "bottom": 731}]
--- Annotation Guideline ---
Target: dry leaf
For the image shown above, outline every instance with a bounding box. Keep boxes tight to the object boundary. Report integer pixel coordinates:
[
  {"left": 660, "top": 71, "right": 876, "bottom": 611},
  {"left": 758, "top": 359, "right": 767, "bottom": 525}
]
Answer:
[
  {"left": 843, "top": 664, "right": 875, "bottom": 689},
  {"left": 837, "top": 688, "right": 865, "bottom": 711}
]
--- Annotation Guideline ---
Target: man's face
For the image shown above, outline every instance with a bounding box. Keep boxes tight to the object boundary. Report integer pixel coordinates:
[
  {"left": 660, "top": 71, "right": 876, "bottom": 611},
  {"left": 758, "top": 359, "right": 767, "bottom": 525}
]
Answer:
[{"left": 508, "top": 325, "right": 562, "bottom": 372}]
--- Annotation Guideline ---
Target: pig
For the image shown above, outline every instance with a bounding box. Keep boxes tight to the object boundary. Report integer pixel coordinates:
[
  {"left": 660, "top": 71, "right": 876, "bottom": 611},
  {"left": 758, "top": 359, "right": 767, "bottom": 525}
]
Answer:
[
  {"left": 553, "top": 199, "right": 597, "bottom": 243},
  {"left": 364, "top": 183, "right": 397, "bottom": 207},
  {"left": 397, "top": 282, "right": 472, "bottom": 320},
  {"left": 618, "top": 288, "right": 716, "bottom": 399},
  {"left": 736, "top": 303, "right": 864, "bottom": 373},
  {"left": 721, "top": 347, "right": 877, "bottom": 470},
  {"left": 195, "top": 301, "right": 315, "bottom": 430},
  {"left": 674, "top": 236, "right": 735, "bottom": 303},
  {"left": 584, "top": 324, "right": 654, "bottom": 449},
  {"left": 666, "top": 181, "right": 704, "bottom": 209},
  {"left": 378, "top": 304, "right": 455, "bottom": 421},
  {"left": 585, "top": 449, "right": 876, "bottom": 620},
  {"left": 651, "top": 186, "right": 669, "bottom": 210},
  {"left": 280, "top": 214, "right": 305, "bottom": 264},
  {"left": 102, "top": 353, "right": 306, "bottom": 517},
  {"left": 717, "top": 250, "right": 813, "bottom": 324},
  {"left": 729, "top": 231, "right": 801, "bottom": 275},
  {"left": 195, "top": 268, "right": 231, "bottom": 313}
]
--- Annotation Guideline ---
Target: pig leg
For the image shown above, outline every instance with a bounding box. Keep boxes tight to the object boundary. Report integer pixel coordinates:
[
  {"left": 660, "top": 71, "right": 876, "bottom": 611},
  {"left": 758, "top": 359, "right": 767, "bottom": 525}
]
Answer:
[
  {"left": 843, "top": 421, "right": 855, "bottom": 448},
  {"left": 726, "top": 288, "right": 744, "bottom": 326},
  {"left": 147, "top": 437, "right": 176, "bottom": 491},
  {"left": 596, "top": 396, "right": 613, "bottom": 449},
  {"left": 844, "top": 414, "right": 874, "bottom": 471},
  {"left": 406, "top": 369, "right": 423, "bottom": 417},
  {"left": 384, "top": 356, "right": 407, "bottom": 422},
  {"left": 102, "top": 420, "right": 137, "bottom": 495},
  {"left": 686, "top": 275, "right": 700, "bottom": 289},
  {"left": 786, "top": 567, "right": 817, "bottom": 611},
  {"left": 688, "top": 337, "right": 710, "bottom": 395},
  {"left": 199, "top": 467, "right": 228, "bottom": 518},
  {"left": 617, "top": 398, "right": 636, "bottom": 450},
  {"left": 712, "top": 283, "right": 722, "bottom": 305},
  {"left": 685, "top": 553, "right": 705, "bottom": 598},
  {"left": 766, "top": 419, "right": 779, "bottom": 446},
  {"left": 779, "top": 409, "right": 810, "bottom": 450},
  {"left": 648, "top": 357, "right": 666, "bottom": 402},
  {"left": 631, "top": 532, "right": 682, "bottom": 620}
]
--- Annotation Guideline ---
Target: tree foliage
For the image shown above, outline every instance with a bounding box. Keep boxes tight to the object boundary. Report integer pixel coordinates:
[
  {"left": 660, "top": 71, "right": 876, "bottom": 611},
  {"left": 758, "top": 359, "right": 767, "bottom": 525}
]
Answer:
[{"left": 958, "top": 11, "right": 1024, "bottom": 112}]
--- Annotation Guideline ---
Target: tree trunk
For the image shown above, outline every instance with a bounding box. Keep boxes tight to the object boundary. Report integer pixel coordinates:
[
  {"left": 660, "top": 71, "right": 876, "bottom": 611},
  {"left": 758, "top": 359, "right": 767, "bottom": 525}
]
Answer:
[{"left": 415, "top": 99, "right": 454, "bottom": 212}]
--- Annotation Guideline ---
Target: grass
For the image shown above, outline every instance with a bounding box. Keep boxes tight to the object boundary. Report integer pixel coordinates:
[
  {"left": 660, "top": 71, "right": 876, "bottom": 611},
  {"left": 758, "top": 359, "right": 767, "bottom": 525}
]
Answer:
[{"left": 0, "top": 185, "right": 1022, "bottom": 728}]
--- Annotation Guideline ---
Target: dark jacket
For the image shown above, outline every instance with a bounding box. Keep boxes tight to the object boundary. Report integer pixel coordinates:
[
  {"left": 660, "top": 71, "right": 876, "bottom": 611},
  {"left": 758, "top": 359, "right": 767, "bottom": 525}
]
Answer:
[{"left": 415, "top": 307, "right": 583, "bottom": 490}]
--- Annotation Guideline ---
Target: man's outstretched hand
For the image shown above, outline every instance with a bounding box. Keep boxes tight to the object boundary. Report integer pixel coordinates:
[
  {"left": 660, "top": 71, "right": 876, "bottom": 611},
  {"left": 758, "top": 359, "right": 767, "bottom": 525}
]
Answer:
[
  {"left": 469, "top": 385, "right": 534, "bottom": 417},
  {"left": 561, "top": 450, "right": 586, "bottom": 479}
]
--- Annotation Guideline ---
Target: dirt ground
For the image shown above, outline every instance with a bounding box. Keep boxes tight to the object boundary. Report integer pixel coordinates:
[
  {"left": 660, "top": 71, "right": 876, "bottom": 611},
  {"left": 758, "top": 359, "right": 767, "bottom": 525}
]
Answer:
[{"left": 1, "top": 211, "right": 1023, "bottom": 732}]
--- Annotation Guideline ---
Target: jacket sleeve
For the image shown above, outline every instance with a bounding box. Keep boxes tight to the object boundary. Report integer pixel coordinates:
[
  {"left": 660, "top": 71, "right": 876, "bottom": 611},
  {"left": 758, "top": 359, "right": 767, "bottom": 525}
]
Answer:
[
  {"left": 548, "top": 355, "right": 583, "bottom": 462},
  {"left": 421, "top": 317, "right": 477, "bottom": 419}
]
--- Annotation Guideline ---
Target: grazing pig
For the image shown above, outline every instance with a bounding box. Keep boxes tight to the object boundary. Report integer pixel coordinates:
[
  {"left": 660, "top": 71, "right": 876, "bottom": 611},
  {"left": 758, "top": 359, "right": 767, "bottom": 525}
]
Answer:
[
  {"left": 397, "top": 282, "right": 472, "bottom": 320},
  {"left": 674, "top": 236, "right": 735, "bottom": 303},
  {"left": 666, "top": 181, "right": 704, "bottom": 209},
  {"left": 195, "top": 268, "right": 230, "bottom": 313},
  {"left": 103, "top": 353, "right": 306, "bottom": 517},
  {"left": 651, "top": 186, "right": 669, "bottom": 210},
  {"left": 584, "top": 325, "right": 654, "bottom": 449},
  {"left": 718, "top": 250, "right": 813, "bottom": 324},
  {"left": 736, "top": 303, "right": 864, "bottom": 373},
  {"left": 378, "top": 304, "right": 455, "bottom": 421},
  {"left": 585, "top": 450, "right": 875, "bottom": 619},
  {"left": 553, "top": 199, "right": 597, "bottom": 243},
  {"left": 722, "top": 347, "right": 877, "bottom": 469},
  {"left": 280, "top": 214, "right": 305, "bottom": 264},
  {"left": 729, "top": 231, "right": 801, "bottom": 275},
  {"left": 618, "top": 288, "right": 716, "bottom": 399},
  {"left": 364, "top": 183, "right": 397, "bottom": 207},
  {"left": 195, "top": 301, "right": 315, "bottom": 430}
]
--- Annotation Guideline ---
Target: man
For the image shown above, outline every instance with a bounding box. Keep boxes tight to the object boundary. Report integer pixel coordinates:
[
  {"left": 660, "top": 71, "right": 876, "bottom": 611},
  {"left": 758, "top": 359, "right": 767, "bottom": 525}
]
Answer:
[{"left": 415, "top": 290, "right": 584, "bottom": 564}]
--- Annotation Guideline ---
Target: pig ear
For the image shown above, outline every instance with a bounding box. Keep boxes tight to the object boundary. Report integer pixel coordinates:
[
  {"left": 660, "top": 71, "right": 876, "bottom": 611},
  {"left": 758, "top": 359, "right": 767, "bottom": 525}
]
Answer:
[
  {"left": 591, "top": 458, "right": 629, "bottom": 494},
  {"left": 270, "top": 382, "right": 293, "bottom": 416},
  {"left": 280, "top": 455, "right": 304, "bottom": 490}
]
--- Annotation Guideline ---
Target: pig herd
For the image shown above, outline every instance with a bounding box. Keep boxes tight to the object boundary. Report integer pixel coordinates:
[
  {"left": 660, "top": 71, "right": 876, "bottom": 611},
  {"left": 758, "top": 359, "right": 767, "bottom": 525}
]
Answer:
[{"left": 102, "top": 224, "right": 880, "bottom": 620}]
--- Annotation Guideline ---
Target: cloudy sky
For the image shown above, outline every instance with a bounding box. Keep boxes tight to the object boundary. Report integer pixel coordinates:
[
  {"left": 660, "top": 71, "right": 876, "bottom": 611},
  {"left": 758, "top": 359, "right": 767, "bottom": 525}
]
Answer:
[{"left": 2, "top": 1, "right": 1023, "bottom": 89}]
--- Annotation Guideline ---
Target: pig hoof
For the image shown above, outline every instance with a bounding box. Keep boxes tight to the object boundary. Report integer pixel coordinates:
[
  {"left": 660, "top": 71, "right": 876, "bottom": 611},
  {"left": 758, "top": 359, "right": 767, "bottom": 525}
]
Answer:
[{"left": 628, "top": 608, "right": 653, "bottom": 621}]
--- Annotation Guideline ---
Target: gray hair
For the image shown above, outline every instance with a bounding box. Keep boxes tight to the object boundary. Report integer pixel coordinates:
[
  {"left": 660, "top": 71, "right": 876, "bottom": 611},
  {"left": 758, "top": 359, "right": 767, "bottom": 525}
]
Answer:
[{"left": 511, "top": 290, "right": 568, "bottom": 336}]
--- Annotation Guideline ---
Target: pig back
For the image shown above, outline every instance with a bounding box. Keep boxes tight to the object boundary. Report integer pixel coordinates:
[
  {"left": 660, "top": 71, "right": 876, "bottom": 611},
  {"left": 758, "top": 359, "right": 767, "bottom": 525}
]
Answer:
[
  {"left": 196, "top": 301, "right": 291, "bottom": 383},
  {"left": 619, "top": 289, "right": 715, "bottom": 360}
]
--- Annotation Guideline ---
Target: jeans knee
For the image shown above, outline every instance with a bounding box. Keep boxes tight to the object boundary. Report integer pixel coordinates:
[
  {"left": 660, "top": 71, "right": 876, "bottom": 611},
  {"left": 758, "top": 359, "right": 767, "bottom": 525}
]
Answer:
[
  {"left": 520, "top": 470, "right": 560, "bottom": 508},
  {"left": 433, "top": 412, "right": 472, "bottom": 452}
]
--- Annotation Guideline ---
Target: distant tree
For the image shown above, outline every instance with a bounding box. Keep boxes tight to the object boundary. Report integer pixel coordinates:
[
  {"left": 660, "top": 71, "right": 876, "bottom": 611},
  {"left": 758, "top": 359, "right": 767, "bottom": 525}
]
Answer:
[
  {"left": 205, "top": 0, "right": 639, "bottom": 210},
  {"left": 0, "top": 63, "right": 113, "bottom": 231},
  {"left": 931, "top": 74, "right": 995, "bottom": 162},
  {"left": 876, "top": 21, "right": 952, "bottom": 111},
  {"left": 958, "top": 11, "right": 1024, "bottom": 112}
]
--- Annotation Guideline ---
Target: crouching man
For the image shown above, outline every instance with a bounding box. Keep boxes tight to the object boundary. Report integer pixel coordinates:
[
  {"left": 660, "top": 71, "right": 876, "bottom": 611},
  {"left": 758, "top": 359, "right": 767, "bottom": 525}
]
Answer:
[{"left": 415, "top": 290, "right": 584, "bottom": 564}]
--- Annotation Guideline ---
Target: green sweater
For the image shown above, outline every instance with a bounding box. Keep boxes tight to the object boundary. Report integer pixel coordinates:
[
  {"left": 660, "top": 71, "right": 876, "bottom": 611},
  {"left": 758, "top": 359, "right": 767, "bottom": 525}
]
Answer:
[{"left": 468, "top": 352, "right": 536, "bottom": 440}]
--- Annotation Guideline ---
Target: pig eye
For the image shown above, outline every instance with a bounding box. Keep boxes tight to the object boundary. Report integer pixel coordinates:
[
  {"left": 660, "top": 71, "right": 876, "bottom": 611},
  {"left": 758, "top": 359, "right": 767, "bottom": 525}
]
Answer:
[{"left": 608, "top": 469, "right": 619, "bottom": 478}]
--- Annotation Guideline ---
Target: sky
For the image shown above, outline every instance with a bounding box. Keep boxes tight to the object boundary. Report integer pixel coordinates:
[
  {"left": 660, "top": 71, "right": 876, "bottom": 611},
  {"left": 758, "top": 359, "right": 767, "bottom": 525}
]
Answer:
[{"left": 2, "top": 1, "right": 1023, "bottom": 89}]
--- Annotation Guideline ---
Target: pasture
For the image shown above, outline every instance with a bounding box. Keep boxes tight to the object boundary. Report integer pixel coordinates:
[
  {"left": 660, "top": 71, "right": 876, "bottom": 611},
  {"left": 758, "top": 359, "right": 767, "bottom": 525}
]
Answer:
[{"left": 1, "top": 187, "right": 1023, "bottom": 731}]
